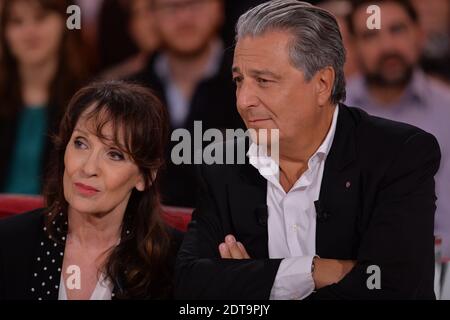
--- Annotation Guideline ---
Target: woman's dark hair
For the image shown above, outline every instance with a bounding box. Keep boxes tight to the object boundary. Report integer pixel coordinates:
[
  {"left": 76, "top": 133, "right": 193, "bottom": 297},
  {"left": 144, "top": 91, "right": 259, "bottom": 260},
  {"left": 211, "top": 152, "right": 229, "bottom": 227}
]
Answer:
[
  {"left": 0, "top": 0, "right": 89, "bottom": 119},
  {"left": 44, "top": 80, "right": 171, "bottom": 299}
]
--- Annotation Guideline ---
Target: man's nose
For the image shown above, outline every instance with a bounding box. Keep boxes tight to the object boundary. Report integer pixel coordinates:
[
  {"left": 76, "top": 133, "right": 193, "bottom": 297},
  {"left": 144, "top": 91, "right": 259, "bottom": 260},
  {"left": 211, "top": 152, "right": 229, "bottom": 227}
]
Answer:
[
  {"left": 236, "top": 81, "right": 258, "bottom": 110},
  {"left": 379, "top": 30, "right": 398, "bottom": 51}
]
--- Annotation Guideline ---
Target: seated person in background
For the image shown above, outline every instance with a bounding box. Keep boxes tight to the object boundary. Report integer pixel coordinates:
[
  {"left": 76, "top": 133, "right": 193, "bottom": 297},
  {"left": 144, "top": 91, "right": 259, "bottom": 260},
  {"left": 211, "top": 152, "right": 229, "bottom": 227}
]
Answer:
[
  {"left": 345, "top": 0, "right": 450, "bottom": 258},
  {"left": 0, "top": 0, "right": 89, "bottom": 195},
  {"left": 175, "top": 0, "right": 441, "bottom": 299},
  {"left": 132, "top": 0, "right": 244, "bottom": 208},
  {"left": 100, "top": 0, "right": 161, "bottom": 80},
  {"left": 0, "top": 81, "right": 182, "bottom": 300}
]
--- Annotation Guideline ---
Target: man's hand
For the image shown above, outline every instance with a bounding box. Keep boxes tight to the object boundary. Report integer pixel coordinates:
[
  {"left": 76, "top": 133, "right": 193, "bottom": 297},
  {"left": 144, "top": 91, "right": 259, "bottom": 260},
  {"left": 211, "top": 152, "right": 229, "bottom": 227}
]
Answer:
[
  {"left": 312, "top": 257, "right": 356, "bottom": 289},
  {"left": 219, "top": 234, "right": 250, "bottom": 259}
]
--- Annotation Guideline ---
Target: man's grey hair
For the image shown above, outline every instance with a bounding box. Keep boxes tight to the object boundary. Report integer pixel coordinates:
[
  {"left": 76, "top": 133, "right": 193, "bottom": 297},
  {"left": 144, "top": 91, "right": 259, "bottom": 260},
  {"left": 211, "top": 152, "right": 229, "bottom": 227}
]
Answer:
[{"left": 236, "top": 0, "right": 346, "bottom": 104}]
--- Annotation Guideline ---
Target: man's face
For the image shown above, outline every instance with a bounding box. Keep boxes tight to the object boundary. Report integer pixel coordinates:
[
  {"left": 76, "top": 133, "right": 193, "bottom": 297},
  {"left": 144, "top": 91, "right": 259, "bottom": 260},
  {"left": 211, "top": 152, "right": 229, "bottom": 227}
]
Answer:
[
  {"left": 352, "top": 2, "right": 422, "bottom": 86},
  {"left": 233, "top": 31, "right": 324, "bottom": 146},
  {"left": 152, "top": 0, "right": 223, "bottom": 56}
]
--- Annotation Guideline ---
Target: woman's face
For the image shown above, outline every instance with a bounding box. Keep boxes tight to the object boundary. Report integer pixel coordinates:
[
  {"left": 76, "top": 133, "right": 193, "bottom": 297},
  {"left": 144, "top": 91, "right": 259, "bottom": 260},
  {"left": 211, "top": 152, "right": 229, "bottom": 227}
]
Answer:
[
  {"left": 63, "top": 110, "right": 145, "bottom": 217},
  {"left": 5, "top": 0, "right": 65, "bottom": 67}
]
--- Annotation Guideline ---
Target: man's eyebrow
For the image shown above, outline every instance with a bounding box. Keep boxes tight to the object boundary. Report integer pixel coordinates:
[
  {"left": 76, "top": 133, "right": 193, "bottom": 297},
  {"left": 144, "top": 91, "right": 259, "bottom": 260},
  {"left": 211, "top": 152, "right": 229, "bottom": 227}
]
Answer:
[
  {"left": 250, "top": 69, "right": 282, "bottom": 79},
  {"left": 232, "top": 66, "right": 241, "bottom": 74},
  {"left": 231, "top": 67, "right": 281, "bottom": 79}
]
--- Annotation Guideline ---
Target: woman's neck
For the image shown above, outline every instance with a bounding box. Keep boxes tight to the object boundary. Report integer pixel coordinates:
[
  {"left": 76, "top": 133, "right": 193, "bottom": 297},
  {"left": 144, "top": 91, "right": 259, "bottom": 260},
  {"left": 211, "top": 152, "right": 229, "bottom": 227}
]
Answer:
[
  {"left": 19, "top": 57, "right": 58, "bottom": 106},
  {"left": 67, "top": 206, "right": 125, "bottom": 249}
]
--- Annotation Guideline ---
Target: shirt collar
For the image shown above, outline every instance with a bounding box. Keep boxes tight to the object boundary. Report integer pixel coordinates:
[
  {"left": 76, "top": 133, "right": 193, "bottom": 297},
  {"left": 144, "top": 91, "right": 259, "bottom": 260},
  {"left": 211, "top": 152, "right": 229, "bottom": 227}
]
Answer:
[{"left": 407, "top": 68, "right": 429, "bottom": 105}]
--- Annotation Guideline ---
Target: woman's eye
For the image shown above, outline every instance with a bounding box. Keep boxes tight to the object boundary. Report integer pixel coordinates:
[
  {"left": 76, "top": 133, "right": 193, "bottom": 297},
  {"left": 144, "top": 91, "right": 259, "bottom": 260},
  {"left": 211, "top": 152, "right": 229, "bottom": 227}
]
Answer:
[
  {"left": 34, "top": 10, "right": 49, "bottom": 22},
  {"left": 108, "top": 150, "right": 125, "bottom": 161},
  {"left": 74, "top": 138, "right": 87, "bottom": 149}
]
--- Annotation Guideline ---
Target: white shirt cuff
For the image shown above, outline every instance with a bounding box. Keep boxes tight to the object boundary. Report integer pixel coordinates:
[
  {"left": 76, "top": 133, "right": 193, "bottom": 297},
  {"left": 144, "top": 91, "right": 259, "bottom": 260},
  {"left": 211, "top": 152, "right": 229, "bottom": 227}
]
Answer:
[{"left": 269, "top": 256, "right": 315, "bottom": 300}]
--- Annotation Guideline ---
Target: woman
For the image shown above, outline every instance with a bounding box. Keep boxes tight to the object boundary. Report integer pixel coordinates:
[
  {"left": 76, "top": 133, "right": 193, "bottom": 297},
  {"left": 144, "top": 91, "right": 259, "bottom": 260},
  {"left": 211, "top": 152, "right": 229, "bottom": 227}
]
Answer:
[
  {"left": 100, "top": 0, "right": 160, "bottom": 80},
  {"left": 0, "top": 81, "right": 182, "bottom": 300},
  {"left": 0, "top": 0, "right": 89, "bottom": 194}
]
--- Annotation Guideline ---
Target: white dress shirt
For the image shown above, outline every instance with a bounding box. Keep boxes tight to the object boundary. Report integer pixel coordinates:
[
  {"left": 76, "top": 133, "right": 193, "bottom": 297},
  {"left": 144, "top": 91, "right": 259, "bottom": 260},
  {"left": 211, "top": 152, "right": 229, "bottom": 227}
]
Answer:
[
  {"left": 58, "top": 272, "right": 113, "bottom": 300},
  {"left": 247, "top": 106, "right": 338, "bottom": 300}
]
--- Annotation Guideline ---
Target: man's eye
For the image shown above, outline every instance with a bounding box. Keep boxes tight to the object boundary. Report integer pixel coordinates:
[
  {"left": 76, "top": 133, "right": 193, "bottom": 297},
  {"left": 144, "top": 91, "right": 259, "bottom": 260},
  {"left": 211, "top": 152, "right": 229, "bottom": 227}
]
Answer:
[
  {"left": 361, "top": 30, "right": 378, "bottom": 41},
  {"left": 108, "top": 150, "right": 125, "bottom": 161},
  {"left": 391, "top": 24, "right": 407, "bottom": 35},
  {"left": 233, "top": 76, "right": 243, "bottom": 84},
  {"left": 256, "top": 78, "right": 269, "bottom": 84}
]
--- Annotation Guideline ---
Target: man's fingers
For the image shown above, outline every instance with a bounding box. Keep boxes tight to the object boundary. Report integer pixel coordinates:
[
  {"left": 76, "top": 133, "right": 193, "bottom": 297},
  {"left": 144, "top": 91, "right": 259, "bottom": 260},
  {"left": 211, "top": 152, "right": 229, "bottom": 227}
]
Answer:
[
  {"left": 219, "top": 235, "right": 251, "bottom": 259},
  {"left": 225, "top": 235, "right": 245, "bottom": 259},
  {"left": 237, "top": 242, "right": 250, "bottom": 259},
  {"left": 219, "top": 243, "right": 232, "bottom": 259}
]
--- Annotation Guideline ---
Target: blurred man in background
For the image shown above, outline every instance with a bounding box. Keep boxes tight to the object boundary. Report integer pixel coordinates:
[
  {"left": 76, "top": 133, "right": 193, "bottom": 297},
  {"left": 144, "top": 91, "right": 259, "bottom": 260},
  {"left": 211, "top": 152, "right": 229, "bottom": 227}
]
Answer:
[
  {"left": 346, "top": 0, "right": 450, "bottom": 257},
  {"left": 411, "top": 0, "right": 450, "bottom": 85},
  {"left": 318, "top": 0, "right": 359, "bottom": 79},
  {"left": 133, "top": 0, "right": 243, "bottom": 207}
]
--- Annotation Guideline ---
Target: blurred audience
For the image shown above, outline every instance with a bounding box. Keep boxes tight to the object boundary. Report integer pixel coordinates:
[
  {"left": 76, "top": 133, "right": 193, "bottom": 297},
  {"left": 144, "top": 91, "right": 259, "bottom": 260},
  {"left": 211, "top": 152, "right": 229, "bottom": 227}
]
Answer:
[
  {"left": 318, "top": 0, "right": 359, "bottom": 79},
  {"left": 75, "top": 0, "right": 104, "bottom": 71},
  {"left": 411, "top": 0, "right": 450, "bottom": 85},
  {"left": 345, "top": 0, "right": 450, "bottom": 256},
  {"left": 132, "top": 0, "right": 243, "bottom": 207},
  {"left": 97, "top": 0, "right": 139, "bottom": 72},
  {"left": 221, "top": 0, "right": 267, "bottom": 48},
  {"left": 0, "top": 0, "right": 89, "bottom": 195},
  {"left": 101, "top": 0, "right": 160, "bottom": 80},
  {"left": 0, "top": 0, "right": 3, "bottom": 58}
]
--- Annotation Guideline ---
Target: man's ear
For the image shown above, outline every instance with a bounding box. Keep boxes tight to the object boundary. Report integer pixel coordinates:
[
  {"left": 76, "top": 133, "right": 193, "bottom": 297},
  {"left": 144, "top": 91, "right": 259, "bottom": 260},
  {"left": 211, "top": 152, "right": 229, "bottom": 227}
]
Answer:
[{"left": 315, "top": 66, "right": 335, "bottom": 106}]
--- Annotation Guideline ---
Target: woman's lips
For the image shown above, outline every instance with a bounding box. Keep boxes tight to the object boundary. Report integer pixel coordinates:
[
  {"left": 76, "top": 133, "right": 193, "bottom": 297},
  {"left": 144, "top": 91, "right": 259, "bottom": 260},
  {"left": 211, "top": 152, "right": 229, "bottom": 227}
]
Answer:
[{"left": 74, "top": 182, "right": 100, "bottom": 196}]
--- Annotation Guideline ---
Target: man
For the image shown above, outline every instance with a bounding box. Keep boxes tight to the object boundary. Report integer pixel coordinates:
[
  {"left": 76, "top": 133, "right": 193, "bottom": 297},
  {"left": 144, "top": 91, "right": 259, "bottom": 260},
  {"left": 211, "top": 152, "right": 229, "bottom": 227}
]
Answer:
[
  {"left": 346, "top": 0, "right": 450, "bottom": 257},
  {"left": 133, "top": 0, "right": 243, "bottom": 207},
  {"left": 175, "top": 0, "right": 441, "bottom": 299}
]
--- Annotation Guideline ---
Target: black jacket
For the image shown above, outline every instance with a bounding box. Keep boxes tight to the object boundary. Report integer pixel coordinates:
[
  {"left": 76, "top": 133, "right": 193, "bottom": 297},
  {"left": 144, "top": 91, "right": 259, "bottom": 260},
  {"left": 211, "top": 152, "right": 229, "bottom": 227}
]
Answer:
[
  {"left": 131, "top": 51, "right": 244, "bottom": 207},
  {"left": 0, "top": 208, "right": 183, "bottom": 300},
  {"left": 175, "top": 104, "right": 441, "bottom": 299}
]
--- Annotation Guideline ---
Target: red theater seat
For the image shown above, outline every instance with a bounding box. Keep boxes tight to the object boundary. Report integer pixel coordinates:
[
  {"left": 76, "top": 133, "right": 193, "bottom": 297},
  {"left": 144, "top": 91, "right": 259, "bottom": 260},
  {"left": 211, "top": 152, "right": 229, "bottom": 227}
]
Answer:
[{"left": 0, "top": 194, "right": 192, "bottom": 231}]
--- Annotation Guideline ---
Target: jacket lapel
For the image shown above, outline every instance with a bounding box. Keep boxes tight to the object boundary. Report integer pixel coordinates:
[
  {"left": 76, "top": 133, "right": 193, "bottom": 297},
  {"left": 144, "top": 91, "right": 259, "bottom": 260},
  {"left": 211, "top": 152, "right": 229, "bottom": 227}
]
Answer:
[
  {"left": 316, "top": 104, "right": 362, "bottom": 259},
  {"left": 227, "top": 158, "right": 269, "bottom": 258},
  {"left": 29, "top": 213, "right": 67, "bottom": 300}
]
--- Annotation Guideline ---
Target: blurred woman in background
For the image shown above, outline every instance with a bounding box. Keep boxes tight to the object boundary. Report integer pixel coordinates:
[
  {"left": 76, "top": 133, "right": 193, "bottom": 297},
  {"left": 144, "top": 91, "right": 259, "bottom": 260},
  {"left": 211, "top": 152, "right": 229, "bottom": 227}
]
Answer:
[
  {"left": 100, "top": 0, "right": 160, "bottom": 80},
  {"left": 0, "top": 0, "right": 90, "bottom": 195}
]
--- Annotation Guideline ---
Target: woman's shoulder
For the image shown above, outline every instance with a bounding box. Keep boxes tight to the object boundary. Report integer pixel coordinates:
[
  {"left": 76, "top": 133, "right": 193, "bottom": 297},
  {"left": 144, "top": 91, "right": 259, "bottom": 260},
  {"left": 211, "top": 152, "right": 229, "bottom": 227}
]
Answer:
[{"left": 0, "top": 208, "right": 45, "bottom": 244}]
